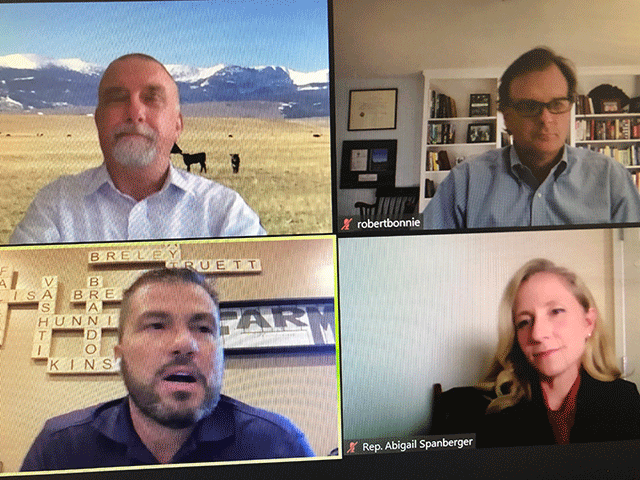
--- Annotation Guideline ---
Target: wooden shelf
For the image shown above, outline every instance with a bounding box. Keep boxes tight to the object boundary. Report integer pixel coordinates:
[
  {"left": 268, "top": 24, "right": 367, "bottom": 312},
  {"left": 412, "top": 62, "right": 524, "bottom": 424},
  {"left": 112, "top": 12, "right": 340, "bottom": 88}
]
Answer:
[
  {"left": 430, "top": 116, "right": 497, "bottom": 122},
  {"left": 576, "top": 140, "right": 640, "bottom": 144},
  {"left": 576, "top": 113, "right": 640, "bottom": 119},
  {"left": 427, "top": 142, "right": 497, "bottom": 148}
]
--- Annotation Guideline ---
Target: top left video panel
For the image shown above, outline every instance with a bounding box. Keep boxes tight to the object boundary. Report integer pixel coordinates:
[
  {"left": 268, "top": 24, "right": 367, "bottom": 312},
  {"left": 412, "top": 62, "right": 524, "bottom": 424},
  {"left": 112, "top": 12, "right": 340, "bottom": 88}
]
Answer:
[{"left": 0, "top": 0, "right": 333, "bottom": 244}]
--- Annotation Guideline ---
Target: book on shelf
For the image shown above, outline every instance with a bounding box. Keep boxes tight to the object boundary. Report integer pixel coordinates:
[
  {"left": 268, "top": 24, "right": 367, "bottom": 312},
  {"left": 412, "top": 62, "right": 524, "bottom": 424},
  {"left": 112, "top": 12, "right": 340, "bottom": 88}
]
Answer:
[
  {"left": 586, "top": 144, "right": 640, "bottom": 166},
  {"left": 574, "top": 118, "right": 640, "bottom": 141},
  {"left": 620, "top": 119, "right": 631, "bottom": 140},
  {"left": 427, "top": 123, "right": 455, "bottom": 144},
  {"left": 437, "top": 150, "right": 451, "bottom": 170},
  {"left": 427, "top": 151, "right": 436, "bottom": 171},
  {"left": 630, "top": 171, "right": 640, "bottom": 192},
  {"left": 427, "top": 151, "right": 437, "bottom": 171},
  {"left": 429, "top": 90, "right": 457, "bottom": 118},
  {"left": 426, "top": 150, "right": 452, "bottom": 171},
  {"left": 607, "top": 120, "right": 616, "bottom": 140},
  {"left": 425, "top": 178, "right": 436, "bottom": 198},
  {"left": 575, "top": 94, "right": 595, "bottom": 115}
]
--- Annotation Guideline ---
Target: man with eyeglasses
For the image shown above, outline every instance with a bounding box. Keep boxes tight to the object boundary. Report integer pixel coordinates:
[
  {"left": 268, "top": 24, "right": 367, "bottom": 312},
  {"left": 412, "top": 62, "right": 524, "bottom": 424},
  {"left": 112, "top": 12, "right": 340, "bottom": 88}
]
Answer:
[{"left": 424, "top": 47, "right": 640, "bottom": 229}]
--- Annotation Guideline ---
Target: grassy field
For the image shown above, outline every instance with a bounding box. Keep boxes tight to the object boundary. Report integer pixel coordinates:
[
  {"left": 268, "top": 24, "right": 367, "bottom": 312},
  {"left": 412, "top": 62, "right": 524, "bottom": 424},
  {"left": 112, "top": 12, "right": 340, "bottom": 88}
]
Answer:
[{"left": 0, "top": 114, "right": 332, "bottom": 244}]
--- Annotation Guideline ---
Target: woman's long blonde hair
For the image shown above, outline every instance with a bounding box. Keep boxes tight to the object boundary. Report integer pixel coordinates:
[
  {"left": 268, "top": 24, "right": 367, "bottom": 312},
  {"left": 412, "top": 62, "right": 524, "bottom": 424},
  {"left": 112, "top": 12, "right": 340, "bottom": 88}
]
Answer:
[{"left": 478, "top": 258, "right": 620, "bottom": 413}]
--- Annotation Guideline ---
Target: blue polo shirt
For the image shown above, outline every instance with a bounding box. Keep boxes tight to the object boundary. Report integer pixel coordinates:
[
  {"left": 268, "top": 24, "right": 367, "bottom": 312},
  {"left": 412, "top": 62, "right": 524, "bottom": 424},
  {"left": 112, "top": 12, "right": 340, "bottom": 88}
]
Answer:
[
  {"left": 423, "top": 145, "right": 640, "bottom": 229},
  {"left": 21, "top": 395, "right": 314, "bottom": 471}
]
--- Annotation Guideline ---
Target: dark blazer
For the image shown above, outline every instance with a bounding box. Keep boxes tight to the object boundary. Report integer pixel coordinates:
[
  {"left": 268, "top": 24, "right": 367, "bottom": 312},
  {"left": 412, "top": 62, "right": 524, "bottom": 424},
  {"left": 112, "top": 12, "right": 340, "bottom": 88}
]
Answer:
[{"left": 431, "top": 372, "right": 640, "bottom": 448}]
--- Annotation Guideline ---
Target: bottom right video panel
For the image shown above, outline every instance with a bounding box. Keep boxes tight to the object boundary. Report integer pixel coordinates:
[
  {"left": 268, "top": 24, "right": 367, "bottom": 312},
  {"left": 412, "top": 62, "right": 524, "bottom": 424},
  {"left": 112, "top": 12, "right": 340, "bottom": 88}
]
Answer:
[{"left": 338, "top": 228, "right": 640, "bottom": 476}]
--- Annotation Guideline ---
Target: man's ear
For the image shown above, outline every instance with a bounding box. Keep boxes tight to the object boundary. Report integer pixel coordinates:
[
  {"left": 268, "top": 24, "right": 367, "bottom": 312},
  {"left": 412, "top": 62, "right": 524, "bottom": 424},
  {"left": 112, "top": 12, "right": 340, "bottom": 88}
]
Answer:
[
  {"left": 502, "top": 108, "right": 514, "bottom": 136},
  {"left": 175, "top": 112, "right": 184, "bottom": 138}
]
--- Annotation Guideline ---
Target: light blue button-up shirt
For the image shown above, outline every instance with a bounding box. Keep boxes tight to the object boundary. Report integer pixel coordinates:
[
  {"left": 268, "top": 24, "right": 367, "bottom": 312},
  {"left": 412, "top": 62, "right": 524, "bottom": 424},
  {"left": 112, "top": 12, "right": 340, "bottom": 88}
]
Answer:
[
  {"left": 423, "top": 145, "right": 640, "bottom": 229},
  {"left": 9, "top": 163, "right": 266, "bottom": 244}
]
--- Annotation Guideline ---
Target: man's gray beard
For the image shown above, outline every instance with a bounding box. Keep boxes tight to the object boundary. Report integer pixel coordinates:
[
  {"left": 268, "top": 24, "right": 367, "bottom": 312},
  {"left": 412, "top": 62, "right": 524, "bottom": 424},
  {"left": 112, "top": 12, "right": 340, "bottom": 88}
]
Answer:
[
  {"left": 112, "top": 136, "right": 157, "bottom": 168},
  {"left": 120, "top": 357, "right": 221, "bottom": 430}
]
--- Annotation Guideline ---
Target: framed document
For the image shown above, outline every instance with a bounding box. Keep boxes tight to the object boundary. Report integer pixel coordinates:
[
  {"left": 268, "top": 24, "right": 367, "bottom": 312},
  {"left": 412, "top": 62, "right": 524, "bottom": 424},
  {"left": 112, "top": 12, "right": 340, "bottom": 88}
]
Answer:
[
  {"left": 340, "top": 140, "right": 397, "bottom": 188},
  {"left": 350, "top": 149, "right": 368, "bottom": 171},
  {"left": 348, "top": 88, "right": 398, "bottom": 131}
]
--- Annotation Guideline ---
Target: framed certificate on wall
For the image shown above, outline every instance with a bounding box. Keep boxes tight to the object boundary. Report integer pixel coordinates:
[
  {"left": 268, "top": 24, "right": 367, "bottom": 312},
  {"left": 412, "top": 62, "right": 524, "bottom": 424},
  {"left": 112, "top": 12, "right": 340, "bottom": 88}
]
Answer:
[{"left": 348, "top": 88, "right": 398, "bottom": 131}]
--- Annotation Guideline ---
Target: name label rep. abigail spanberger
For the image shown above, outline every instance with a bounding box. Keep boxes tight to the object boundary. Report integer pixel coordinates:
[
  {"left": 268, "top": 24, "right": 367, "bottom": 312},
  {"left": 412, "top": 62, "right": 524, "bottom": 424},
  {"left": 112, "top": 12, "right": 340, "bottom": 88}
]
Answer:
[{"left": 360, "top": 435, "right": 475, "bottom": 454}]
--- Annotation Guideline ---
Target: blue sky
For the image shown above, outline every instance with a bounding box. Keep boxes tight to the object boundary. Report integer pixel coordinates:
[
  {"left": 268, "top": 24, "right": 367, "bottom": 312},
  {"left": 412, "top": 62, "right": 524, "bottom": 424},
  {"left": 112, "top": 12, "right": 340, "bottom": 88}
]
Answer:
[{"left": 1, "top": 0, "right": 329, "bottom": 71}]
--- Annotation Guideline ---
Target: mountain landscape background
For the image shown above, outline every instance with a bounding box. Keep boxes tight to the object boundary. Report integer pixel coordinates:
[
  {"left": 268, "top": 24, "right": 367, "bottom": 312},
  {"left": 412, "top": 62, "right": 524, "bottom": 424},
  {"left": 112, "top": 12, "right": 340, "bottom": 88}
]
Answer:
[{"left": 0, "top": 54, "right": 330, "bottom": 118}]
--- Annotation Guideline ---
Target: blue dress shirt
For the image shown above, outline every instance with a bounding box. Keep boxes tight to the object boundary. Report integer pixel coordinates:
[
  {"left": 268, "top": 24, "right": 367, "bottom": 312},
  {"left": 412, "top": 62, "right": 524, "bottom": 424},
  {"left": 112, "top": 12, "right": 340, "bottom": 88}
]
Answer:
[
  {"left": 9, "top": 164, "right": 266, "bottom": 244},
  {"left": 423, "top": 145, "right": 640, "bottom": 229},
  {"left": 21, "top": 395, "right": 314, "bottom": 471}
]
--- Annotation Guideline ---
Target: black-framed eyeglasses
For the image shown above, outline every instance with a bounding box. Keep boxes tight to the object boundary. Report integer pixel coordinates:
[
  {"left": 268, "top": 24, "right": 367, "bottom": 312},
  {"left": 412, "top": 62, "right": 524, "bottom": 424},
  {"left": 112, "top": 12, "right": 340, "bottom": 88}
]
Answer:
[{"left": 508, "top": 97, "right": 574, "bottom": 117}]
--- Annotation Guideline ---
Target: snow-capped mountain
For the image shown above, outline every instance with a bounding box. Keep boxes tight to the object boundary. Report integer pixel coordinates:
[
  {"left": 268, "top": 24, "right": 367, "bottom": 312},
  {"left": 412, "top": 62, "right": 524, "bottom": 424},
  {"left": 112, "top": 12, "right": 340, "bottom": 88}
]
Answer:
[
  {"left": 166, "top": 63, "right": 226, "bottom": 83},
  {"left": 0, "top": 54, "right": 102, "bottom": 75},
  {"left": 286, "top": 68, "right": 329, "bottom": 86},
  {"left": 0, "top": 55, "right": 329, "bottom": 118}
]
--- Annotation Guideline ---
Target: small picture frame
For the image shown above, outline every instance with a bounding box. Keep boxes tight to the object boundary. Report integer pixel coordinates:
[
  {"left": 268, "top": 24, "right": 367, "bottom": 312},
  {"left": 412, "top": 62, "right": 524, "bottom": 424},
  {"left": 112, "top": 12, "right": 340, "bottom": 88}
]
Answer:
[
  {"left": 601, "top": 99, "right": 621, "bottom": 113},
  {"left": 340, "top": 140, "right": 397, "bottom": 188},
  {"left": 469, "top": 93, "right": 491, "bottom": 117},
  {"left": 467, "top": 123, "right": 493, "bottom": 143},
  {"left": 348, "top": 89, "right": 398, "bottom": 131}
]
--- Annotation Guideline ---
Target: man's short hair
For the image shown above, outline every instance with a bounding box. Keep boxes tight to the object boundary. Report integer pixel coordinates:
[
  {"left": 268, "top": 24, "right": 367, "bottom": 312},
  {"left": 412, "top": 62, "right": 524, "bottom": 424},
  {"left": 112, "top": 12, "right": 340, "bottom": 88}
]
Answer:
[
  {"left": 97, "top": 53, "right": 181, "bottom": 106},
  {"left": 118, "top": 268, "right": 219, "bottom": 341},
  {"left": 498, "top": 47, "right": 577, "bottom": 111}
]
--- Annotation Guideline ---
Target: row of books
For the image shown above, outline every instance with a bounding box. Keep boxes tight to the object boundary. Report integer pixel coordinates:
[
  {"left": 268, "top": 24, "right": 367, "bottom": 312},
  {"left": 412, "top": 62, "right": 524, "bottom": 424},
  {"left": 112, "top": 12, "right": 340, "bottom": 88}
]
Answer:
[
  {"left": 429, "top": 90, "right": 457, "bottom": 118},
  {"left": 428, "top": 123, "right": 455, "bottom": 144},
  {"left": 574, "top": 94, "right": 595, "bottom": 115},
  {"left": 426, "top": 150, "right": 452, "bottom": 171},
  {"left": 575, "top": 118, "right": 640, "bottom": 141},
  {"left": 587, "top": 144, "right": 640, "bottom": 167}
]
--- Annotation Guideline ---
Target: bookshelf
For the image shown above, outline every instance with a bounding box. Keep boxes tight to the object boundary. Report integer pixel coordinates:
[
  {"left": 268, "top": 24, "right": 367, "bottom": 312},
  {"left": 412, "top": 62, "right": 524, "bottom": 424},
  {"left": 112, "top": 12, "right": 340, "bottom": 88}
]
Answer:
[
  {"left": 571, "top": 67, "right": 640, "bottom": 187},
  {"left": 420, "top": 68, "right": 503, "bottom": 212},
  {"left": 420, "top": 66, "right": 640, "bottom": 213},
  {"left": 572, "top": 112, "right": 640, "bottom": 168}
]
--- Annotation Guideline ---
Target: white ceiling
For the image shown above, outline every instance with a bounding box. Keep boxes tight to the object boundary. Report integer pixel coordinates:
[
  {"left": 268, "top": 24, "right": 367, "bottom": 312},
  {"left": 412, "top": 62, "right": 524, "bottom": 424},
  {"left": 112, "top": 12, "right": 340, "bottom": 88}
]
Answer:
[{"left": 332, "top": 0, "right": 640, "bottom": 79}]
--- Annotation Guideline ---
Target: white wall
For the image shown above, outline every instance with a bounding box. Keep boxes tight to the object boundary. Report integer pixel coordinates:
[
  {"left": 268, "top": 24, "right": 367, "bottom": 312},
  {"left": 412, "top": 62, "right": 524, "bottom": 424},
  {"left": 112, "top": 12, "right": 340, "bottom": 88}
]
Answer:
[
  {"left": 339, "top": 228, "right": 621, "bottom": 439},
  {"left": 333, "top": 0, "right": 640, "bottom": 79},
  {"left": 335, "top": 75, "right": 423, "bottom": 216}
]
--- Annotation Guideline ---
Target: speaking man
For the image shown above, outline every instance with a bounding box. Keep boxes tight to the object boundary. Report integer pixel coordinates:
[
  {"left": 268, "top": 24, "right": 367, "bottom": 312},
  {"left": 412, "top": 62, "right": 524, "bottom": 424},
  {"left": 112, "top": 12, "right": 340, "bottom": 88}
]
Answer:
[
  {"left": 424, "top": 47, "right": 640, "bottom": 229},
  {"left": 10, "top": 54, "right": 265, "bottom": 244},
  {"left": 21, "top": 268, "right": 313, "bottom": 470}
]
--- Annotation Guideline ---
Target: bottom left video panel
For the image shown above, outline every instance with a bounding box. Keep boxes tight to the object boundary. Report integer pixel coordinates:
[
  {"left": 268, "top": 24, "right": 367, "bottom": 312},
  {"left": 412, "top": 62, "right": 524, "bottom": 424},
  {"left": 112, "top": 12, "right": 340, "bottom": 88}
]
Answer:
[{"left": 0, "top": 236, "right": 339, "bottom": 476}]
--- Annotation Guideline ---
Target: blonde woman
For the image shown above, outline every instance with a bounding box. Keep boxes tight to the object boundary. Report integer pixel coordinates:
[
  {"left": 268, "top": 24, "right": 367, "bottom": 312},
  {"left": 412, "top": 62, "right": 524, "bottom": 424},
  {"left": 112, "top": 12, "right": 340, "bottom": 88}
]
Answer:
[{"left": 431, "top": 259, "right": 640, "bottom": 447}]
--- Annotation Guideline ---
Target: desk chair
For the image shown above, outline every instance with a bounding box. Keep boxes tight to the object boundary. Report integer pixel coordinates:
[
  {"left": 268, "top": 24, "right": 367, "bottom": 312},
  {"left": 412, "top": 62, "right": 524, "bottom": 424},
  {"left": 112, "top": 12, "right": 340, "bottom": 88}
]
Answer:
[{"left": 355, "top": 187, "right": 419, "bottom": 219}]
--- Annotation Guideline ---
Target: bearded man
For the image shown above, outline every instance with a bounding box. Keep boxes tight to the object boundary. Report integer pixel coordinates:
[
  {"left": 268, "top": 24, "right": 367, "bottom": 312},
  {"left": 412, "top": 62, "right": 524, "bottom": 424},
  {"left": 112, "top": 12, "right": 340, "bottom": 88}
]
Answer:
[
  {"left": 10, "top": 54, "right": 265, "bottom": 244},
  {"left": 21, "top": 268, "right": 312, "bottom": 470}
]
